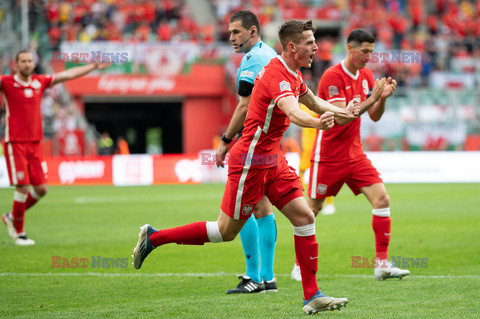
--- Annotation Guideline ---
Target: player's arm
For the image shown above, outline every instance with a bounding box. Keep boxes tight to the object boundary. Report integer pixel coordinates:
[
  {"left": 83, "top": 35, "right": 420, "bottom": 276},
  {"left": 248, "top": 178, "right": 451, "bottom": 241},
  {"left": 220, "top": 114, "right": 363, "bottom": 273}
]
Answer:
[
  {"left": 52, "top": 62, "right": 111, "bottom": 85},
  {"left": 299, "top": 88, "right": 359, "bottom": 123},
  {"left": 325, "top": 77, "right": 387, "bottom": 126},
  {"left": 368, "top": 77, "right": 396, "bottom": 122},
  {"left": 277, "top": 95, "right": 334, "bottom": 130},
  {"left": 215, "top": 93, "right": 250, "bottom": 167}
]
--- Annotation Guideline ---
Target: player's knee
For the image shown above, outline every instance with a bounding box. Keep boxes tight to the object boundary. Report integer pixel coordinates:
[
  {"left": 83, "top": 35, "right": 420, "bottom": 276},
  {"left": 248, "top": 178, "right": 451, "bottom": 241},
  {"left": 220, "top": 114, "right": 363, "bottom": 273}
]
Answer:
[
  {"left": 376, "top": 193, "right": 390, "bottom": 208},
  {"left": 220, "top": 230, "right": 238, "bottom": 242},
  {"left": 294, "top": 209, "right": 315, "bottom": 226},
  {"left": 253, "top": 204, "right": 273, "bottom": 219},
  {"left": 307, "top": 198, "right": 323, "bottom": 215},
  {"left": 35, "top": 186, "right": 48, "bottom": 197}
]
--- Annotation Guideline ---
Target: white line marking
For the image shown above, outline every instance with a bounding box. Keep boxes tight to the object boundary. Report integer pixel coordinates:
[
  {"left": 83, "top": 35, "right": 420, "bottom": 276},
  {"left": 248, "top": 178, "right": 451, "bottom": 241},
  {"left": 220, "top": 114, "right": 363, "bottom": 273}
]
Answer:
[{"left": 0, "top": 272, "right": 478, "bottom": 279}]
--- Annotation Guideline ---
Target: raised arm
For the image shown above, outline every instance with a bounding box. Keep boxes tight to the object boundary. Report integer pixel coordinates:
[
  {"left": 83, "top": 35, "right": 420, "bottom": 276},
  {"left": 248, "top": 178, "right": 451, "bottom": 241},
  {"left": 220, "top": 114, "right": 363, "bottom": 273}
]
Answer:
[
  {"left": 52, "top": 62, "right": 111, "bottom": 85},
  {"left": 368, "top": 77, "right": 396, "bottom": 122}
]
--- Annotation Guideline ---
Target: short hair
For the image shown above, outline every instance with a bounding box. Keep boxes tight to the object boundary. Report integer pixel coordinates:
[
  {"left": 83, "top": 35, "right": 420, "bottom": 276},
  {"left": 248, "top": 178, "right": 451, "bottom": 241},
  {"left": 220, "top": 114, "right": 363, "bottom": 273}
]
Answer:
[
  {"left": 15, "top": 50, "right": 32, "bottom": 62},
  {"left": 278, "top": 19, "right": 316, "bottom": 51},
  {"left": 230, "top": 10, "right": 260, "bottom": 33},
  {"left": 347, "top": 29, "right": 375, "bottom": 47}
]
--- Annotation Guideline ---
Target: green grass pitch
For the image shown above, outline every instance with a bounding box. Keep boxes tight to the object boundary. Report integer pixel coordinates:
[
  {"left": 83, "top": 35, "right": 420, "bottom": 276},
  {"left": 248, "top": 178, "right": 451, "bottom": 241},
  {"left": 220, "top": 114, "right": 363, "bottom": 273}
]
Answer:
[{"left": 0, "top": 183, "right": 479, "bottom": 318}]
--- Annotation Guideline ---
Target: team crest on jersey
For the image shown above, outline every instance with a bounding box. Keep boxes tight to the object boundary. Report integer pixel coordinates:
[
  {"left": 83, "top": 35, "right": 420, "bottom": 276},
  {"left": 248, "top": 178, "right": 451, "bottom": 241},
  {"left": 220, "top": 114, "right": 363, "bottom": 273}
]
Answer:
[
  {"left": 242, "top": 204, "right": 254, "bottom": 215},
  {"left": 279, "top": 80, "right": 291, "bottom": 92},
  {"left": 17, "top": 171, "right": 25, "bottom": 181},
  {"left": 32, "top": 79, "right": 41, "bottom": 89},
  {"left": 328, "top": 85, "right": 339, "bottom": 97},
  {"left": 317, "top": 184, "right": 327, "bottom": 195},
  {"left": 24, "top": 88, "right": 33, "bottom": 98}
]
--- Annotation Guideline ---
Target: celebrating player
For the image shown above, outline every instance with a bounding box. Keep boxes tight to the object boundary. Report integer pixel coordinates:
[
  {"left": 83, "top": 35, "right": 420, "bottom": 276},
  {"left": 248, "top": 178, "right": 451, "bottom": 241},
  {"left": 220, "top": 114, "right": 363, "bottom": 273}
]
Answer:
[
  {"left": 133, "top": 19, "right": 360, "bottom": 314},
  {"left": 307, "top": 29, "right": 410, "bottom": 280},
  {"left": 215, "top": 10, "right": 278, "bottom": 294},
  {"left": 1, "top": 50, "right": 110, "bottom": 245}
]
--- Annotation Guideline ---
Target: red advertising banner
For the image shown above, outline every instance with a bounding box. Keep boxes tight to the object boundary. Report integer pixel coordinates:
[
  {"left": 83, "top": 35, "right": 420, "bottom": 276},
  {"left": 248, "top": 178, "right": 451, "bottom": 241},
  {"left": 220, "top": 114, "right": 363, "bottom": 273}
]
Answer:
[
  {"left": 63, "top": 65, "right": 224, "bottom": 97},
  {"left": 47, "top": 156, "right": 113, "bottom": 185},
  {"left": 43, "top": 154, "right": 203, "bottom": 185}
]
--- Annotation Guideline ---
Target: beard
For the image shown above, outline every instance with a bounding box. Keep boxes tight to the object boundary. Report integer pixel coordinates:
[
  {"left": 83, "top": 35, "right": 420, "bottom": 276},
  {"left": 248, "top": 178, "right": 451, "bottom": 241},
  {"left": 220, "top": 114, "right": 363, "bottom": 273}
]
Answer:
[{"left": 19, "top": 68, "right": 34, "bottom": 78}]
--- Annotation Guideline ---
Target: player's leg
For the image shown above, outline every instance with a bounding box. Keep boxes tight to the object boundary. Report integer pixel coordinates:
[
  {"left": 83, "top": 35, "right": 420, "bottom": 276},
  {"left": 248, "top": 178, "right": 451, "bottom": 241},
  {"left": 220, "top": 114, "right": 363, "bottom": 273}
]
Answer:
[
  {"left": 133, "top": 165, "right": 265, "bottom": 284},
  {"left": 26, "top": 184, "right": 47, "bottom": 210},
  {"left": 26, "top": 143, "right": 48, "bottom": 210},
  {"left": 254, "top": 197, "right": 277, "bottom": 290},
  {"left": 238, "top": 214, "right": 260, "bottom": 283},
  {"left": 361, "top": 182, "right": 391, "bottom": 261},
  {"left": 2, "top": 142, "right": 35, "bottom": 245},
  {"left": 267, "top": 163, "right": 347, "bottom": 313},
  {"left": 280, "top": 197, "right": 348, "bottom": 313},
  {"left": 350, "top": 156, "right": 409, "bottom": 280},
  {"left": 133, "top": 209, "right": 247, "bottom": 270}
]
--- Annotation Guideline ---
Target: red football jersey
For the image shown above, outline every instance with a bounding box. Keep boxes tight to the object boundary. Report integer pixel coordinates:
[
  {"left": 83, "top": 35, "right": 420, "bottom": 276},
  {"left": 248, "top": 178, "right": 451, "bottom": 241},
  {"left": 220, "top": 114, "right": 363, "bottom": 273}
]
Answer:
[
  {"left": 229, "top": 56, "right": 308, "bottom": 168},
  {"left": 311, "top": 61, "right": 374, "bottom": 162},
  {"left": 0, "top": 74, "right": 54, "bottom": 142}
]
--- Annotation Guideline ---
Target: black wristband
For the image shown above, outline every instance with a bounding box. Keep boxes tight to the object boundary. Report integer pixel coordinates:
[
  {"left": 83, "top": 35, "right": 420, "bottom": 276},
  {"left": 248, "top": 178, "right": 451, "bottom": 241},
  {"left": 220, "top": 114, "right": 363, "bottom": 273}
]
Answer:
[{"left": 221, "top": 133, "right": 232, "bottom": 144}]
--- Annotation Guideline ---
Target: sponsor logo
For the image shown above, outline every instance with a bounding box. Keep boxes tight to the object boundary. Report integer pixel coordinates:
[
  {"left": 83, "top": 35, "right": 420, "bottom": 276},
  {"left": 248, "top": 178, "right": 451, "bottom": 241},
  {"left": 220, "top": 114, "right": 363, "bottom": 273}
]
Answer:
[
  {"left": 279, "top": 80, "right": 291, "bottom": 92},
  {"left": 58, "top": 161, "right": 106, "bottom": 184},
  {"left": 328, "top": 85, "right": 338, "bottom": 97},
  {"left": 240, "top": 70, "right": 254, "bottom": 79}
]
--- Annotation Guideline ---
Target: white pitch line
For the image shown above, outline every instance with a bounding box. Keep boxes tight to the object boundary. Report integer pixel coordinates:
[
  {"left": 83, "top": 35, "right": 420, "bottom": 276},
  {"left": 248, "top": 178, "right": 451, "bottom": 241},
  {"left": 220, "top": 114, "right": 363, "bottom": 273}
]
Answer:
[{"left": 0, "top": 272, "right": 479, "bottom": 279}]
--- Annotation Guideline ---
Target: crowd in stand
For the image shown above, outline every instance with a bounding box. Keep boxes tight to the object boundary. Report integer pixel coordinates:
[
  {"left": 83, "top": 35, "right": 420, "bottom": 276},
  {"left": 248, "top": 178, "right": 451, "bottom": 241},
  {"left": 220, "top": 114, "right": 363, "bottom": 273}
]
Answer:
[
  {"left": 44, "top": 0, "right": 214, "bottom": 48},
  {"left": 38, "top": 0, "right": 480, "bottom": 85},
  {"left": 214, "top": 0, "right": 480, "bottom": 88}
]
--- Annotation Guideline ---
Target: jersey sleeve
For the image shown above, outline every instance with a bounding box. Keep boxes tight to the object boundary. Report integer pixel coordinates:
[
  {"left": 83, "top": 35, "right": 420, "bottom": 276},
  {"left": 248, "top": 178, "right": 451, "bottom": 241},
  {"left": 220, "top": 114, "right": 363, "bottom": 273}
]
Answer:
[
  {"left": 318, "top": 71, "right": 345, "bottom": 104},
  {"left": 265, "top": 73, "right": 296, "bottom": 105},
  {"left": 299, "top": 80, "right": 308, "bottom": 97},
  {"left": 44, "top": 74, "right": 55, "bottom": 88},
  {"left": 238, "top": 55, "right": 266, "bottom": 85},
  {"left": 365, "top": 68, "right": 375, "bottom": 98},
  {"left": 0, "top": 75, "right": 3, "bottom": 90}
]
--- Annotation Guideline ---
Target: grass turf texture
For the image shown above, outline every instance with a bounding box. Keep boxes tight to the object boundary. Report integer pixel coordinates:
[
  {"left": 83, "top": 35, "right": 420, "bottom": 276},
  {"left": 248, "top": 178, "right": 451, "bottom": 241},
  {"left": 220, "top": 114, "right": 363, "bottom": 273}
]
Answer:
[{"left": 0, "top": 183, "right": 479, "bottom": 318}]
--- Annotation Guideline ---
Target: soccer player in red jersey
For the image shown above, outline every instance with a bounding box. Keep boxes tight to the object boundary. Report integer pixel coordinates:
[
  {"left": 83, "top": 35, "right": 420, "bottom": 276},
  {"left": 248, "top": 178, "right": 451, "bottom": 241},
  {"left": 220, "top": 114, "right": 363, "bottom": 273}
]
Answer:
[
  {"left": 133, "top": 20, "right": 359, "bottom": 314},
  {"left": 307, "top": 29, "right": 410, "bottom": 280},
  {"left": 1, "top": 50, "right": 110, "bottom": 245}
]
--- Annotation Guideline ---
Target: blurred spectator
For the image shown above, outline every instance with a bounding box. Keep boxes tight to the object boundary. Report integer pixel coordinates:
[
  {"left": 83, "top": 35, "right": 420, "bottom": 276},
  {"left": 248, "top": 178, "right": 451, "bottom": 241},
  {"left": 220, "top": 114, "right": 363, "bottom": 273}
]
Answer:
[
  {"left": 98, "top": 132, "right": 114, "bottom": 155},
  {"left": 115, "top": 136, "right": 130, "bottom": 155}
]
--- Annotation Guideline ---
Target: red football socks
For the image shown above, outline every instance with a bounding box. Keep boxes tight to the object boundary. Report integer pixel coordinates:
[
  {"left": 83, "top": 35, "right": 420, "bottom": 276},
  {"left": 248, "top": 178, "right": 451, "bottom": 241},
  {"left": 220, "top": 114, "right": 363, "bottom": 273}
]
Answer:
[
  {"left": 294, "top": 234, "right": 319, "bottom": 301},
  {"left": 372, "top": 215, "right": 391, "bottom": 260},
  {"left": 150, "top": 221, "right": 210, "bottom": 247}
]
